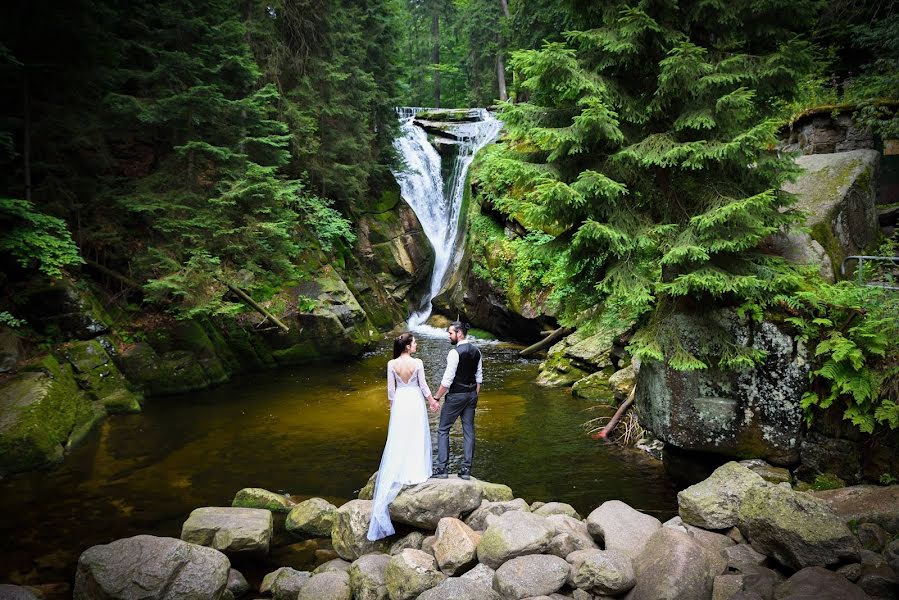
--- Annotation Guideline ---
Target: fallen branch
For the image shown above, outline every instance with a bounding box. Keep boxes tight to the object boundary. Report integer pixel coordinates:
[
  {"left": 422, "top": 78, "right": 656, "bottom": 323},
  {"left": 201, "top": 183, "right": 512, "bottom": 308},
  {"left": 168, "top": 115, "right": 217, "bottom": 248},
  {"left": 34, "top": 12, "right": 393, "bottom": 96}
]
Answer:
[
  {"left": 519, "top": 326, "right": 574, "bottom": 357},
  {"left": 84, "top": 259, "right": 143, "bottom": 291},
  {"left": 219, "top": 280, "right": 290, "bottom": 333},
  {"left": 592, "top": 385, "right": 636, "bottom": 441}
]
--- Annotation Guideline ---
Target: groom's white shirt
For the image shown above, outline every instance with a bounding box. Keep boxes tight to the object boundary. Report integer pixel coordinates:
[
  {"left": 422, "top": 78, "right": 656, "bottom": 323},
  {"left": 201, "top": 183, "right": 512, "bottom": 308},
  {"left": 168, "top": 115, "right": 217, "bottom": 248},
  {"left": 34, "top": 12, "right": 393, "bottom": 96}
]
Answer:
[{"left": 440, "top": 339, "right": 484, "bottom": 388}]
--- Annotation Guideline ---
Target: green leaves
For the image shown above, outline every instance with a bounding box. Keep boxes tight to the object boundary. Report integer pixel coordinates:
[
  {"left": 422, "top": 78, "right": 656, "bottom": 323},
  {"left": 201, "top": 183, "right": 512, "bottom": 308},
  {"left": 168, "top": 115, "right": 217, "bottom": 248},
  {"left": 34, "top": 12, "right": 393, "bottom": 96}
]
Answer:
[{"left": 0, "top": 198, "right": 83, "bottom": 278}]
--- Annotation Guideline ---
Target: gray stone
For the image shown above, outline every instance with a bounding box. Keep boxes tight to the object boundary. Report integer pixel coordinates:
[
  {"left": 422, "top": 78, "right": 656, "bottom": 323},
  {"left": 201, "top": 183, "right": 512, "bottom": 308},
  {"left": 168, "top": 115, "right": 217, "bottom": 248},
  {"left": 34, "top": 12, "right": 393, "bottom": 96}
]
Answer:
[
  {"left": 348, "top": 553, "right": 390, "bottom": 600},
  {"left": 774, "top": 566, "right": 868, "bottom": 600},
  {"left": 572, "top": 370, "right": 616, "bottom": 403},
  {"left": 73, "top": 535, "right": 230, "bottom": 600},
  {"left": 635, "top": 310, "right": 810, "bottom": 465},
  {"left": 762, "top": 230, "right": 834, "bottom": 281},
  {"left": 798, "top": 434, "right": 863, "bottom": 485},
  {"left": 180, "top": 507, "right": 272, "bottom": 556},
  {"left": 493, "top": 554, "right": 570, "bottom": 599},
  {"left": 459, "top": 563, "right": 495, "bottom": 587},
  {"left": 837, "top": 562, "right": 862, "bottom": 582},
  {"left": 286, "top": 497, "right": 337, "bottom": 538},
  {"left": 332, "top": 500, "right": 384, "bottom": 560},
  {"left": 857, "top": 522, "right": 889, "bottom": 552},
  {"left": 738, "top": 564, "right": 783, "bottom": 599},
  {"left": 472, "top": 478, "right": 515, "bottom": 502},
  {"left": 586, "top": 500, "right": 661, "bottom": 559},
  {"left": 856, "top": 563, "right": 899, "bottom": 598},
  {"left": 545, "top": 515, "right": 597, "bottom": 557},
  {"left": 724, "top": 544, "right": 768, "bottom": 569},
  {"left": 861, "top": 548, "right": 887, "bottom": 566},
  {"left": 384, "top": 549, "right": 446, "bottom": 600},
  {"left": 0, "top": 329, "right": 22, "bottom": 373},
  {"left": 533, "top": 502, "right": 581, "bottom": 520},
  {"left": 737, "top": 484, "right": 860, "bottom": 570},
  {"left": 663, "top": 516, "right": 736, "bottom": 555},
  {"left": 566, "top": 548, "right": 635, "bottom": 595},
  {"left": 477, "top": 511, "right": 556, "bottom": 569},
  {"left": 314, "top": 558, "right": 352, "bottom": 574},
  {"left": 359, "top": 472, "right": 378, "bottom": 500},
  {"left": 465, "top": 498, "right": 531, "bottom": 531},
  {"left": 389, "top": 531, "right": 425, "bottom": 555},
  {"left": 297, "top": 571, "right": 351, "bottom": 600},
  {"left": 261, "top": 567, "right": 312, "bottom": 600},
  {"left": 738, "top": 460, "right": 792, "bottom": 485},
  {"left": 433, "top": 517, "right": 481, "bottom": 576},
  {"left": 227, "top": 568, "right": 249, "bottom": 598},
  {"left": 713, "top": 574, "right": 745, "bottom": 600},
  {"left": 608, "top": 365, "right": 637, "bottom": 402},
  {"left": 627, "top": 527, "right": 719, "bottom": 600},
  {"left": 231, "top": 488, "right": 293, "bottom": 513},
  {"left": 389, "top": 477, "right": 484, "bottom": 529},
  {"left": 811, "top": 485, "right": 899, "bottom": 533},
  {"left": 417, "top": 578, "right": 502, "bottom": 600},
  {"left": 886, "top": 539, "right": 899, "bottom": 562},
  {"left": 0, "top": 585, "right": 40, "bottom": 600},
  {"left": 422, "top": 535, "right": 436, "bottom": 556}
]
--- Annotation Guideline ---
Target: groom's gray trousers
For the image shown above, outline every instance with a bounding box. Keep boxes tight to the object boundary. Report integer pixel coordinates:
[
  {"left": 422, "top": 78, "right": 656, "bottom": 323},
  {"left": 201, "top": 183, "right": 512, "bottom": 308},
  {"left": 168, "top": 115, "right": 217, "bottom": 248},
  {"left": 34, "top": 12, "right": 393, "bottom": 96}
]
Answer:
[{"left": 435, "top": 391, "right": 478, "bottom": 473}]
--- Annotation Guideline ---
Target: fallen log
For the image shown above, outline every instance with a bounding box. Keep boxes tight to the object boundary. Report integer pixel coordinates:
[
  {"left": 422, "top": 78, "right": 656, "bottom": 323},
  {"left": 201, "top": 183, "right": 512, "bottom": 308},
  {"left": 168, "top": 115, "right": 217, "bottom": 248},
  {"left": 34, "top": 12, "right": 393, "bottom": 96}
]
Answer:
[
  {"left": 592, "top": 385, "right": 636, "bottom": 440},
  {"left": 220, "top": 280, "right": 290, "bottom": 333},
  {"left": 519, "top": 326, "right": 574, "bottom": 357}
]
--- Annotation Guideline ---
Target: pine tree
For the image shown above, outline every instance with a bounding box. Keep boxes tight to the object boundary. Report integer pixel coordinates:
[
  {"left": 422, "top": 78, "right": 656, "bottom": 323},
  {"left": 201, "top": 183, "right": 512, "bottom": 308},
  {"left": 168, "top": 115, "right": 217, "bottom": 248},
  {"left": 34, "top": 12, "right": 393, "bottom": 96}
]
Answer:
[{"left": 479, "top": 0, "right": 820, "bottom": 367}]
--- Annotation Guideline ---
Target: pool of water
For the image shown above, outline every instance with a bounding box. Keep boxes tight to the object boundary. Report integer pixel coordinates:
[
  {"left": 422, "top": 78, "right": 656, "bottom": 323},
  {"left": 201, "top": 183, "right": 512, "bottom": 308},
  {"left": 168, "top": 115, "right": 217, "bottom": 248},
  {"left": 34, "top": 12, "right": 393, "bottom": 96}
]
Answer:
[{"left": 0, "top": 333, "right": 676, "bottom": 586}]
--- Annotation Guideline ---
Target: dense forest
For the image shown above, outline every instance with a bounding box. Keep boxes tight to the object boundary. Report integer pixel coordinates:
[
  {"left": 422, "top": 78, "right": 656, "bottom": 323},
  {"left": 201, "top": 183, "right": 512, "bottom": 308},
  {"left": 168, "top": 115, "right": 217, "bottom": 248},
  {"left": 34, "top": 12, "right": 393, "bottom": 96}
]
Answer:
[{"left": 1, "top": 0, "right": 898, "bottom": 433}]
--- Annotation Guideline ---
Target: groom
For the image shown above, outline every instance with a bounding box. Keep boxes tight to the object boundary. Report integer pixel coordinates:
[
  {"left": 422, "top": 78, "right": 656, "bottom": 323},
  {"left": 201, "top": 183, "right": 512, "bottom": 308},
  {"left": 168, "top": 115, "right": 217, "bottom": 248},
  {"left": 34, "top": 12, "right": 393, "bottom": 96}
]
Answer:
[{"left": 431, "top": 321, "right": 483, "bottom": 480}]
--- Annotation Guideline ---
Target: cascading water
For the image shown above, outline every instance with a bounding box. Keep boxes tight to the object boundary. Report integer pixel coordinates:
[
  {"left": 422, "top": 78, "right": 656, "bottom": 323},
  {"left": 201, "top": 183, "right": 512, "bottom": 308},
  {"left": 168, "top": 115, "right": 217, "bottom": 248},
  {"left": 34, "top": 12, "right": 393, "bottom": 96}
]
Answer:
[{"left": 392, "top": 108, "right": 502, "bottom": 331}]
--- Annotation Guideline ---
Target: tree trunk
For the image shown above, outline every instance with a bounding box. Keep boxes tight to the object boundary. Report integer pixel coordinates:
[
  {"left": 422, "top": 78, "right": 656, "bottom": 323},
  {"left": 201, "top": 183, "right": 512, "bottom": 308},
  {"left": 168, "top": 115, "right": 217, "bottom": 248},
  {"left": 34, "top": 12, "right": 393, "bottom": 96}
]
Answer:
[
  {"left": 432, "top": 11, "right": 440, "bottom": 108},
  {"left": 519, "top": 327, "right": 574, "bottom": 357},
  {"left": 496, "top": 0, "right": 509, "bottom": 102},
  {"left": 499, "top": 0, "right": 509, "bottom": 17}
]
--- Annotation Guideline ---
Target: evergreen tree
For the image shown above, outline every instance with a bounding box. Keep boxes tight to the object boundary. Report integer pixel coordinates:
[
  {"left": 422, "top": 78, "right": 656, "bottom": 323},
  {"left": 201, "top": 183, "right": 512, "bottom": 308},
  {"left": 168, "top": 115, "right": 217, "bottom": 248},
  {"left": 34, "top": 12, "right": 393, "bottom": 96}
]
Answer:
[{"left": 479, "top": 0, "right": 819, "bottom": 368}]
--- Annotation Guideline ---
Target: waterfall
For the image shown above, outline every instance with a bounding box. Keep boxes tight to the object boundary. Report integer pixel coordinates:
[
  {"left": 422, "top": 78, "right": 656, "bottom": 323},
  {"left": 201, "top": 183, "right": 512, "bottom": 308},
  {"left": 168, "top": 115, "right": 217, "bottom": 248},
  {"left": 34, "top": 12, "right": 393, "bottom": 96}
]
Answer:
[{"left": 392, "top": 108, "right": 502, "bottom": 330}]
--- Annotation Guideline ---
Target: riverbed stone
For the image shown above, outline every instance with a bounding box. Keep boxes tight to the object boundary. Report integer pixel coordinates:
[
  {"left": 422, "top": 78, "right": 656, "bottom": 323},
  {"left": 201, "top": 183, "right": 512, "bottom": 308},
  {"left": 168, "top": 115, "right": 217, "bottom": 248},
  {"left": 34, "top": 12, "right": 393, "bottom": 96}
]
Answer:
[
  {"left": 857, "top": 562, "right": 899, "bottom": 598},
  {"left": 465, "top": 498, "right": 531, "bottom": 531},
  {"left": 348, "top": 554, "right": 390, "bottom": 600},
  {"left": 545, "top": 515, "right": 597, "bottom": 557},
  {"left": 65, "top": 339, "right": 143, "bottom": 415},
  {"left": 566, "top": 548, "right": 635, "bottom": 595},
  {"left": 856, "top": 522, "right": 889, "bottom": 552},
  {"left": 389, "top": 476, "right": 484, "bottom": 529},
  {"left": 0, "top": 585, "right": 41, "bottom": 600},
  {"left": 494, "top": 554, "right": 570, "bottom": 599},
  {"left": 775, "top": 566, "right": 869, "bottom": 600},
  {"left": 180, "top": 507, "right": 272, "bottom": 556},
  {"left": 712, "top": 574, "right": 744, "bottom": 600},
  {"left": 297, "top": 571, "right": 351, "bottom": 600},
  {"left": 572, "top": 370, "right": 616, "bottom": 403},
  {"left": 810, "top": 485, "right": 899, "bottom": 533},
  {"left": 737, "top": 484, "right": 860, "bottom": 570},
  {"left": 738, "top": 459, "right": 792, "bottom": 485},
  {"left": 678, "top": 462, "right": 770, "bottom": 530},
  {"left": 609, "top": 365, "right": 637, "bottom": 401},
  {"left": 474, "top": 478, "right": 515, "bottom": 502},
  {"left": 73, "top": 535, "right": 230, "bottom": 600},
  {"left": 314, "top": 558, "right": 352, "bottom": 574},
  {"left": 417, "top": 577, "right": 502, "bottom": 600},
  {"left": 586, "top": 500, "right": 661, "bottom": 559},
  {"left": 433, "top": 517, "right": 481, "bottom": 575},
  {"left": 359, "top": 472, "right": 378, "bottom": 500},
  {"left": 723, "top": 544, "right": 767, "bottom": 570},
  {"left": 384, "top": 549, "right": 446, "bottom": 600},
  {"left": 635, "top": 310, "right": 810, "bottom": 465},
  {"left": 260, "top": 567, "right": 312, "bottom": 600},
  {"left": 663, "top": 516, "right": 736, "bottom": 555},
  {"left": 626, "top": 528, "right": 719, "bottom": 600},
  {"left": 389, "top": 531, "right": 425, "bottom": 554},
  {"left": 460, "top": 563, "right": 495, "bottom": 587},
  {"left": 232, "top": 488, "right": 292, "bottom": 513},
  {"left": 533, "top": 502, "right": 581, "bottom": 520},
  {"left": 286, "top": 497, "right": 338, "bottom": 538},
  {"left": 332, "top": 499, "right": 384, "bottom": 560},
  {"left": 227, "top": 568, "right": 249, "bottom": 598},
  {"left": 477, "top": 511, "right": 556, "bottom": 569}
]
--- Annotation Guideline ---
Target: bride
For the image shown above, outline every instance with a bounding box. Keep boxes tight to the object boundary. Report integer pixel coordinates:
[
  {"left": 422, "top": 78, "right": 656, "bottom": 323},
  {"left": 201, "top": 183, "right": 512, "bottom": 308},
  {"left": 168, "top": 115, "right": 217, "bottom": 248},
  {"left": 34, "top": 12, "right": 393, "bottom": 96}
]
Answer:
[{"left": 367, "top": 332, "right": 439, "bottom": 541}]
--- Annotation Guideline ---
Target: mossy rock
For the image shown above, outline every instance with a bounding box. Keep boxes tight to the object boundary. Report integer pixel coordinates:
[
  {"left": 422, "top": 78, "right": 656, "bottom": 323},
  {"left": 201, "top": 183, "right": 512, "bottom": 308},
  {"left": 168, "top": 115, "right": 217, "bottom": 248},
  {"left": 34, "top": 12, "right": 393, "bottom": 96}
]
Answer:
[
  {"left": 64, "top": 339, "right": 143, "bottom": 414},
  {"left": 116, "top": 343, "right": 214, "bottom": 396},
  {"left": 0, "top": 355, "right": 98, "bottom": 474},
  {"left": 536, "top": 351, "right": 590, "bottom": 387},
  {"left": 572, "top": 370, "right": 617, "bottom": 403},
  {"left": 233, "top": 488, "right": 294, "bottom": 513}
]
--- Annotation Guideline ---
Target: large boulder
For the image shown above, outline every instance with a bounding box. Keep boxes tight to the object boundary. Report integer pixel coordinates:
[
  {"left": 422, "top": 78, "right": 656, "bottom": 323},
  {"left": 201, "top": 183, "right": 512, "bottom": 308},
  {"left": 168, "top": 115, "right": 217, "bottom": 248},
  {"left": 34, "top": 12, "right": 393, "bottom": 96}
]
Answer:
[
  {"left": 626, "top": 528, "right": 720, "bottom": 600},
  {"left": 493, "top": 554, "right": 570, "bottom": 599},
  {"left": 348, "top": 553, "right": 391, "bottom": 600},
  {"left": 473, "top": 478, "right": 515, "bottom": 502},
  {"left": 545, "top": 514, "right": 598, "bottom": 558},
  {"left": 314, "top": 558, "right": 353, "bottom": 574},
  {"left": 810, "top": 485, "right": 899, "bottom": 533},
  {"left": 331, "top": 500, "right": 384, "bottom": 560},
  {"left": 0, "top": 585, "right": 40, "bottom": 600},
  {"left": 533, "top": 502, "right": 581, "bottom": 520},
  {"left": 384, "top": 549, "right": 446, "bottom": 600},
  {"left": 635, "top": 310, "right": 810, "bottom": 465},
  {"left": 566, "top": 548, "right": 636, "bottom": 596},
  {"left": 389, "top": 477, "right": 484, "bottom": 529},
  {"left": 417, "top": 577, "right": 502, "bottom": 600},
  {"left": 261, "top": 567, "right": 313, "bottom": 600},
  {"left": 64, "top": 339, "right": 143, "bottom": 414},
  {"left": 571, "top": 371, "right": 616, "bottom": 403},
  {"left": 537, "top": 327, "right": 622, "bottom": 387},
  {"left": 781, "top": 149, "right": 880, "bottom": 273},
  {"left": 774, "top": 566, "right": 869, "bottom": 600},
  {"left": 286, "top": 497, "right": 338, "bottom": 538},
  {"left": 389, "top": 531, "right": 426, "bottom": 555},
  {"left": 464, "top": 498, "right": 530, "bottom": 531},
  {"left": 73, "top": 535, "right": 230, "bottom": 600},
  {"left": 231, "top": 488, "right": 293, "bottom": 513},
  {"left": 586, "top": 500, "right": 661, "bottom": 559},
  {"left": 459, "top": 563, "right": 495, "bottom": 587},
  {"left": 477, "top": 511, "right": 556, "bottom": 569},
  {"left": 180, "top": 507, "right": 272, "bottom": 556},
  {"left": 737, "top": 484, "right": 860, "bottom": 570},
  {"left": 297, "top": 571, "right": 352, "bottom": 600},
  {"left": 678, "top": 462, "right": 769, "bottom": 529},
  {"left": 432, "top": 517, "right": 481, "bottom": 576},
  {"left": 0, "top": 355, "right": 99, "bottom": 475}
]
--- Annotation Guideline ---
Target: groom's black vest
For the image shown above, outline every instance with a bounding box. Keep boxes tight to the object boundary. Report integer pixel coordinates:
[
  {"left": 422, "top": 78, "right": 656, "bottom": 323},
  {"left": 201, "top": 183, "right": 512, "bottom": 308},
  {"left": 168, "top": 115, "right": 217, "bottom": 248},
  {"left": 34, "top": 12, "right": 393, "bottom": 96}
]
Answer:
[{"left": 449, "top": 343, "right": 481, "bottom": 394}]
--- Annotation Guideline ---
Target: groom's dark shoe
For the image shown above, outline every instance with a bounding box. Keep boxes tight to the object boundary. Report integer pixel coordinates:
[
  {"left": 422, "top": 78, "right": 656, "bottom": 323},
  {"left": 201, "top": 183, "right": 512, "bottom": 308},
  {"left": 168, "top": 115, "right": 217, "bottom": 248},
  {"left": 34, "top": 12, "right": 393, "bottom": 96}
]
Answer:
[
  {"left": 431, "top": 471, "right": 448, "bottom": 479},
  {"left": 458, "top": 470, "right": 471, "bottom": 480}
]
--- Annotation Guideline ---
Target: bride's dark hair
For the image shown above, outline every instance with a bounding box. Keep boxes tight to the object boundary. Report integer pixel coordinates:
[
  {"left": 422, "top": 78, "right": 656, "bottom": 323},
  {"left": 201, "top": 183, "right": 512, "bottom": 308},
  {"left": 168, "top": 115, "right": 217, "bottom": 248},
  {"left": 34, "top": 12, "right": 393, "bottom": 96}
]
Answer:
[{"left": 393, "top": 332, "right": 415, "bottom": 358}]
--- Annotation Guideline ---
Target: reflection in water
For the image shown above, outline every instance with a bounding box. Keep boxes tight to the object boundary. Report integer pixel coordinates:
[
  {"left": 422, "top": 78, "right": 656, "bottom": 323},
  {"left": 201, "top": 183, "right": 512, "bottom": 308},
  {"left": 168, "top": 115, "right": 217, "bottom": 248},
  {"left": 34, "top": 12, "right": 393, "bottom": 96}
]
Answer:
[{"left": 0, "top": 337, "right": 676, "bottom": 586}]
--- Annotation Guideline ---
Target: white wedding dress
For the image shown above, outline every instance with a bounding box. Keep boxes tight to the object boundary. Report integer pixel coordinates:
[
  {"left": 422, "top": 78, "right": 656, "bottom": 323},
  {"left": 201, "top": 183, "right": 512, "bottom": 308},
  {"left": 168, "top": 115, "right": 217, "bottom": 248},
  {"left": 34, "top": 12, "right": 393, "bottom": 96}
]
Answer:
[{"left": 367, "top": 359, "right": 433, "bottom": 541}]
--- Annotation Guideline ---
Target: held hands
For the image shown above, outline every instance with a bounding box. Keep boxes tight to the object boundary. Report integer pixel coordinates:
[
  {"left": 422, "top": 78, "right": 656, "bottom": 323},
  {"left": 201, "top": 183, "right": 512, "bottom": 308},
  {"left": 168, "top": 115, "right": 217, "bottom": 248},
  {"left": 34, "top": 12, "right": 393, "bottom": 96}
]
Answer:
[{"left": 428, "top": 397, "right": 440, "bottom": 413}]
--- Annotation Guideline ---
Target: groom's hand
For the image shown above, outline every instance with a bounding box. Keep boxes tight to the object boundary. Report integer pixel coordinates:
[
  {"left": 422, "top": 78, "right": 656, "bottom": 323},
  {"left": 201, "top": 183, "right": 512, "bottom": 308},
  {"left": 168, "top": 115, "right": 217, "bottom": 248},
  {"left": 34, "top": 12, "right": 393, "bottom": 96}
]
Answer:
[{"left": 429, "top": 399, "right": 440, "bottom": 413}]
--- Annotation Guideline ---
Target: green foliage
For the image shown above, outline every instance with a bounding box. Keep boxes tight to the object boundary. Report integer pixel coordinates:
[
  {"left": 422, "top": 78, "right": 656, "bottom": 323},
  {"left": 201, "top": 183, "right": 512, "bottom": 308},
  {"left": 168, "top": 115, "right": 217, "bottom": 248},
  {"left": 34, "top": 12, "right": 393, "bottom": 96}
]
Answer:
[
  {"left": 783, "top": 277, "right": 899, "bottom": 433},
  {"left": 479, "top": 0, "right": 818, "bottom": 366},
  {"left": 0, "top": 311, "right": 27, "bottom": 329},
  {"left": 881, "top": 473, "right": 898, "bottom": 486},
  {"left": 0, "top": 198, "right": 83, "bottom": 278},
  {"left": 812, "top": 473, "right": 846, "bottom": 491}
]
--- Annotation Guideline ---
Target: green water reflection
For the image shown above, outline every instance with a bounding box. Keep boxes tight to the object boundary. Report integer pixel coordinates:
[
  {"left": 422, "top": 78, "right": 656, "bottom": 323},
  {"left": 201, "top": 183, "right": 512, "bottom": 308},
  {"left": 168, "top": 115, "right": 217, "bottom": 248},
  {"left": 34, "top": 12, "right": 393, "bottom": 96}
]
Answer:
[{"left": 0, "top": 336, "right": 676, "bottom": 585}]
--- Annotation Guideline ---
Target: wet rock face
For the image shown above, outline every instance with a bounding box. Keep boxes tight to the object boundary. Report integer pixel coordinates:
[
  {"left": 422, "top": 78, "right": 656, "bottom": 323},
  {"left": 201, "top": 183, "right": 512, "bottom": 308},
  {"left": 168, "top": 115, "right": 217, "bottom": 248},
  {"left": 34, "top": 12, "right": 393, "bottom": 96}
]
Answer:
[
  {"left": 635, "top": 310, "right": 810, "bottom": 465},
  {"left": 782, "top": 112, "right": 875, "bottom": 155}
]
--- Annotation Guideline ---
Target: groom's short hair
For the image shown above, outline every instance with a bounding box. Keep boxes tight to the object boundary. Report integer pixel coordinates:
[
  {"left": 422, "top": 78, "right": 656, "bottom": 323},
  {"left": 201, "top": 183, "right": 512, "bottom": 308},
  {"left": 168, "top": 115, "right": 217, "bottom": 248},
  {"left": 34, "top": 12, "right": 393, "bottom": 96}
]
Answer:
[{"left": 450, "top": 321, "right": 469, "bottom": 337}]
